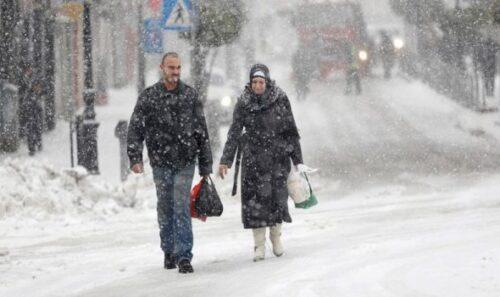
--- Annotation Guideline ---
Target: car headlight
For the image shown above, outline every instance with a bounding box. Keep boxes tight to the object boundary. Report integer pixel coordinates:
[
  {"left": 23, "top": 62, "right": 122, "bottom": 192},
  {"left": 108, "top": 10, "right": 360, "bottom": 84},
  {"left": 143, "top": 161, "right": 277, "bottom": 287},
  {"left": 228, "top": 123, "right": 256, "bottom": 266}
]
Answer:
[
  {"left": 358, "top": 50, "right": 368, "bottom": 61},
  {"left": 220, "top": 96, "right": 232, "bottom": 108},
  {"left": 393, "top": 38, "right": 404, "bottom": 50}
]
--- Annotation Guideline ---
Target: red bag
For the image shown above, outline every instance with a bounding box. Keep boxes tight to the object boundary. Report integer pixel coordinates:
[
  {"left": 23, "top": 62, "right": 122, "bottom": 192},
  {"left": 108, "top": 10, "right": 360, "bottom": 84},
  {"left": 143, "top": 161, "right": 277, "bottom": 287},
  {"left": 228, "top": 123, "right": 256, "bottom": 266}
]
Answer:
[{"left": 190, "top": 178, "right": 207, "bottom": 222}]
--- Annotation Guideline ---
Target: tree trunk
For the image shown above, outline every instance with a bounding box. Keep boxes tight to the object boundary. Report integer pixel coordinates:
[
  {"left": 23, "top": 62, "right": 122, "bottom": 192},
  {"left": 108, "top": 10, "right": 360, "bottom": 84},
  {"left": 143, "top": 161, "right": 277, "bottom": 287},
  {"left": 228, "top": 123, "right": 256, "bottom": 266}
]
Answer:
[
  {"left": 191, "top": 41, "right": 209, "bottom": 103},
  {"left": 137, "top": 2, "right": 145, "bottom": 94}
]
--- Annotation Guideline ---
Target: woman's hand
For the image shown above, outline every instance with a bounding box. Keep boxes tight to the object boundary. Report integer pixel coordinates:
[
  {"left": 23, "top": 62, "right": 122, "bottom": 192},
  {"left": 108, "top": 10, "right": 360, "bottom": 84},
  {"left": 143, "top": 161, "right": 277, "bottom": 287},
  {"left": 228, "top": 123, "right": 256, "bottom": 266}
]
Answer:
[
  {"left": 131, "top": 163, "right": 144, "bottom": 174},
  {"left": 218, "top": 164, "right": 229, "bottom": 179},
  {"left": 296, "top": 164, "right": 318, "bottom": 173}
]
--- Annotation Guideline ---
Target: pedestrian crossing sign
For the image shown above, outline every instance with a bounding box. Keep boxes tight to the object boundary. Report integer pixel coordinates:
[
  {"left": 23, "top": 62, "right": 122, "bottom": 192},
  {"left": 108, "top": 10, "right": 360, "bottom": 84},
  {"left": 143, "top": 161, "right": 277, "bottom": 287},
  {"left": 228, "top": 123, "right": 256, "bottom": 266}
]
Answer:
[{"left": 162, "top": 0, "right": 193, "bottom": 31}]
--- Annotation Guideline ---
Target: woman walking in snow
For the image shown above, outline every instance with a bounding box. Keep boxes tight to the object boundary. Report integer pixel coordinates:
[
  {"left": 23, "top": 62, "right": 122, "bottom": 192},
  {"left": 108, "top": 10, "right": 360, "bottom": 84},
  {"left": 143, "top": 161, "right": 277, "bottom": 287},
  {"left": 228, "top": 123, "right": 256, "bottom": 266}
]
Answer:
[{"left": 218, "top": 64, "right": 304, "bottom": 261}]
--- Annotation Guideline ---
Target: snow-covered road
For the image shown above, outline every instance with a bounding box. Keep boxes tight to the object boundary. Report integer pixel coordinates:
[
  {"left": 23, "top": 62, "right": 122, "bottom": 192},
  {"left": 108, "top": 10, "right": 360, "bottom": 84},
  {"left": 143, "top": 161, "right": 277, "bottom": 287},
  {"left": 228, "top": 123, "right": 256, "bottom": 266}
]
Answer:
[
  {"left": 2, "top": 71, "right": 500, "bottom": 296},
  {"left": 2, "top": 174, "right": 500, "bottom": 297}
]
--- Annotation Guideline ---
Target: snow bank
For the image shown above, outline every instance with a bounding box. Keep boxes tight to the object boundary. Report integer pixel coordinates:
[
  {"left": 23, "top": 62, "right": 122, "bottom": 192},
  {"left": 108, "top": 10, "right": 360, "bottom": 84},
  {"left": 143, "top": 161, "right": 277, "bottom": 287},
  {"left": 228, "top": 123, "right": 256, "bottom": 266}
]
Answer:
[
  {"left": 383, "top": 78, "right": 500, "bottom": 144},
  {"left": 0, "top": 158, "right": 156, "bottom": 221}
]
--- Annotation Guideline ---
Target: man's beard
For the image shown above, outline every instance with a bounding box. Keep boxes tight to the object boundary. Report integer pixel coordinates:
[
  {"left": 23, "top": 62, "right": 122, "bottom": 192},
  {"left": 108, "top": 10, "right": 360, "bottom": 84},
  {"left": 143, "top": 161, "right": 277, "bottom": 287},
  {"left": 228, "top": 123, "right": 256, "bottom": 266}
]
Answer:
[{"left": 166, "top": 76, "right": 179, "bottom": 83}]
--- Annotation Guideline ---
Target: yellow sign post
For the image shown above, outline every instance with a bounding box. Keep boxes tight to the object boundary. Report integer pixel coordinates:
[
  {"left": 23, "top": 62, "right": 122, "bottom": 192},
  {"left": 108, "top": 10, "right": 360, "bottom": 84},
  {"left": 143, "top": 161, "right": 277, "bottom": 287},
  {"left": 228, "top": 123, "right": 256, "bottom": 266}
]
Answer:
[{"left": 60, "top": 2, "right": 83, "bottom": 21}]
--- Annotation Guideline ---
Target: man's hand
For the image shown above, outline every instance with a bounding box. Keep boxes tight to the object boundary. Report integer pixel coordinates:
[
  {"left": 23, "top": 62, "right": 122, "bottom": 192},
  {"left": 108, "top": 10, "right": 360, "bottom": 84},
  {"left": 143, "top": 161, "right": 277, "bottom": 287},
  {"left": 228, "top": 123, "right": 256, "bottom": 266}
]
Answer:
[
  {"left": 218, "top": 164, "right": 229, "bottom": 179},
  {"left": 131, "top": 163, "right": 144, "bottom": 174}
]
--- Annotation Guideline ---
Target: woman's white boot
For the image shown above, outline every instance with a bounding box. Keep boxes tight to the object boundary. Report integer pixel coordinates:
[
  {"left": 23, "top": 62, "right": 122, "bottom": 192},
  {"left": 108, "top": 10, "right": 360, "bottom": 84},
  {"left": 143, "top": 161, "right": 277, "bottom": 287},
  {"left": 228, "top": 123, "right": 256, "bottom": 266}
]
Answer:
[
  {"left": 252, "top": 227, "right": 266, "bottom": 262},
  {"left": 270, "top": 224, "right": 284, "bottom": 257}
]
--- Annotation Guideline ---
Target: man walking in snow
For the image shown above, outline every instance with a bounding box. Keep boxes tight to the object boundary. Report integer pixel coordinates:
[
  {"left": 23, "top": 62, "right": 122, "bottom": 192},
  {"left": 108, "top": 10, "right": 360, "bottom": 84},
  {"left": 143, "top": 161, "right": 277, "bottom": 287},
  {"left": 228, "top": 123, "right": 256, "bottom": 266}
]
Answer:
[
  {"left": 127, "top": 52, "right": 213, "bottom": 274},
  {"left": 379, "top": 30, "right": 395, "bottom": 79},
  {"left": 345, "top": 45, "right": 362, "bottom": 95},
  {"left": 18, "top": 62, "right": 44, "bottom": 156},
  {"left": 479, "top": 38, "right": 498, "bottom": 97}
]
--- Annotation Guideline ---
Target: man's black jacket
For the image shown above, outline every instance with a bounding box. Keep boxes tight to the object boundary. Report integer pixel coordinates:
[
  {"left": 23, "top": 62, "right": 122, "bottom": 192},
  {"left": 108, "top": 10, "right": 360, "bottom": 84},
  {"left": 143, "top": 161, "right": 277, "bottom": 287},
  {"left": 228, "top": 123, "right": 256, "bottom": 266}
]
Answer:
[{"left": 127, "top": 80, "right": 212, "bottom": 175}]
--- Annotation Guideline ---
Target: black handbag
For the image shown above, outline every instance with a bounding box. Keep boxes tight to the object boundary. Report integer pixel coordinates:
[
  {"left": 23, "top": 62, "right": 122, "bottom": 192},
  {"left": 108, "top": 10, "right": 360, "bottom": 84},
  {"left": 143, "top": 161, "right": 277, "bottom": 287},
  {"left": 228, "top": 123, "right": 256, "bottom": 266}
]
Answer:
[{"left": 195, "top": 177, "right": 223, "bottom": 217}]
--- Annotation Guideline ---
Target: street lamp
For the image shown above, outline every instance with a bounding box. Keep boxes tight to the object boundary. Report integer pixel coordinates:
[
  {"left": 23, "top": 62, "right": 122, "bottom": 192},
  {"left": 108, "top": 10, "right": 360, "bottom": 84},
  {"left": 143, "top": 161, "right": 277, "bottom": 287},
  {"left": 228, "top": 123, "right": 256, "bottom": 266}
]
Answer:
[
  {"left": 76, "top": 0, "right": 99, "bottom": 174},
  {"left": 43, "top": 0, "right": 56, "bottom": 131}
]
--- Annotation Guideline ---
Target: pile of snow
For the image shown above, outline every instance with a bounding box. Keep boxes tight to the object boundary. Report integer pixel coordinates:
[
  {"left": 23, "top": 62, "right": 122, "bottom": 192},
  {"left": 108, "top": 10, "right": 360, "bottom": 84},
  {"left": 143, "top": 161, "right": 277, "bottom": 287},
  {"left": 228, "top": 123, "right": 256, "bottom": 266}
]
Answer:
[
  {"left": 384, "top": 78, "right": 500, "bottom": 143},
  {"left": 0, "top": 158, "right": 157, "bottom": 221}
]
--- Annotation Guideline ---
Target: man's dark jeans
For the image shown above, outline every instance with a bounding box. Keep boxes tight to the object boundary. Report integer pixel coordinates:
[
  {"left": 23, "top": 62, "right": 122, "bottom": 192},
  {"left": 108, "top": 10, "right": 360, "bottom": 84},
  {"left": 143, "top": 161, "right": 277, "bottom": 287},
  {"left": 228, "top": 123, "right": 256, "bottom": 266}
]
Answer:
[{"left": 152, "top": 164, "right": 195, "bottom": 263}]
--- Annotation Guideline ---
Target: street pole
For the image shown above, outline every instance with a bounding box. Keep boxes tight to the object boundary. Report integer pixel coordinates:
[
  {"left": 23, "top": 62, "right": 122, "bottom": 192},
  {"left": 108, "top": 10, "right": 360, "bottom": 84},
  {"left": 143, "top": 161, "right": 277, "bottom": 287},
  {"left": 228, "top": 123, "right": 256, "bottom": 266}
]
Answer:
[
  {"left": 137, "top": 0, "right": 145, "bottom": 94},
  {"left": 43, "top": 0, "right": 56, "bottom": 130},
  {"left": 77, "top": 0, "right": 99, "bottom": 174},
  {"left": 31, "top": 4, "right": 45, "bottom": 152}
]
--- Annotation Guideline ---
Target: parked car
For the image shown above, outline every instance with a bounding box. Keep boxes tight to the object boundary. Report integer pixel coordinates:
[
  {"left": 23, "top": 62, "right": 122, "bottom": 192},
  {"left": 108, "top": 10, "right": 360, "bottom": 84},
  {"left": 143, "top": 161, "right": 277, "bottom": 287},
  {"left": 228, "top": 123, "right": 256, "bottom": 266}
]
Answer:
[
  {"left": 204, "top": 68, "right": 239, "bottom": 150},
  {"left": 184, "top": 68, "right": 239, "bottom": 151},
  {"left": 205, "top": 68, "right": 239, "bottom": 125}
]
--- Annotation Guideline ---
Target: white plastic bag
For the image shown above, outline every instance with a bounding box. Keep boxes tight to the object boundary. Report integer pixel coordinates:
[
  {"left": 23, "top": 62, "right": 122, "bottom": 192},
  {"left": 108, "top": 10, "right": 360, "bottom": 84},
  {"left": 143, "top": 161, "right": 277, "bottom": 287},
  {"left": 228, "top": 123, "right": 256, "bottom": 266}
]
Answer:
[{"left": 287, "top": 166, "right": 309, "bottom": 204}]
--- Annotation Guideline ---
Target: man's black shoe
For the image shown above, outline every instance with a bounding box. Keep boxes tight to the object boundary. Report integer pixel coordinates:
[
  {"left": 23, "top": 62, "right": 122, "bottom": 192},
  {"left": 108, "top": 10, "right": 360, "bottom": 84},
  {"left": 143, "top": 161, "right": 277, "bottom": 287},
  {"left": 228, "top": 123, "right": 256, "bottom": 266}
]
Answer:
[
  {"left": 178, "top": 259, "right": 194, "bottom": 274},
  {"left": 164, "top": 253, "right": 176, "bottom": 270}
]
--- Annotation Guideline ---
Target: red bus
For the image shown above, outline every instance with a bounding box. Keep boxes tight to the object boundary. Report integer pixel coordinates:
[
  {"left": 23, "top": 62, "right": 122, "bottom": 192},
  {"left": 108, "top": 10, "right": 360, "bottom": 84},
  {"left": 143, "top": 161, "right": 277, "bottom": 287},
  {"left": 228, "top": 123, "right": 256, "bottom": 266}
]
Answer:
[{"left": 292, "top": 1, "right": 371, "bottom": 78}]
